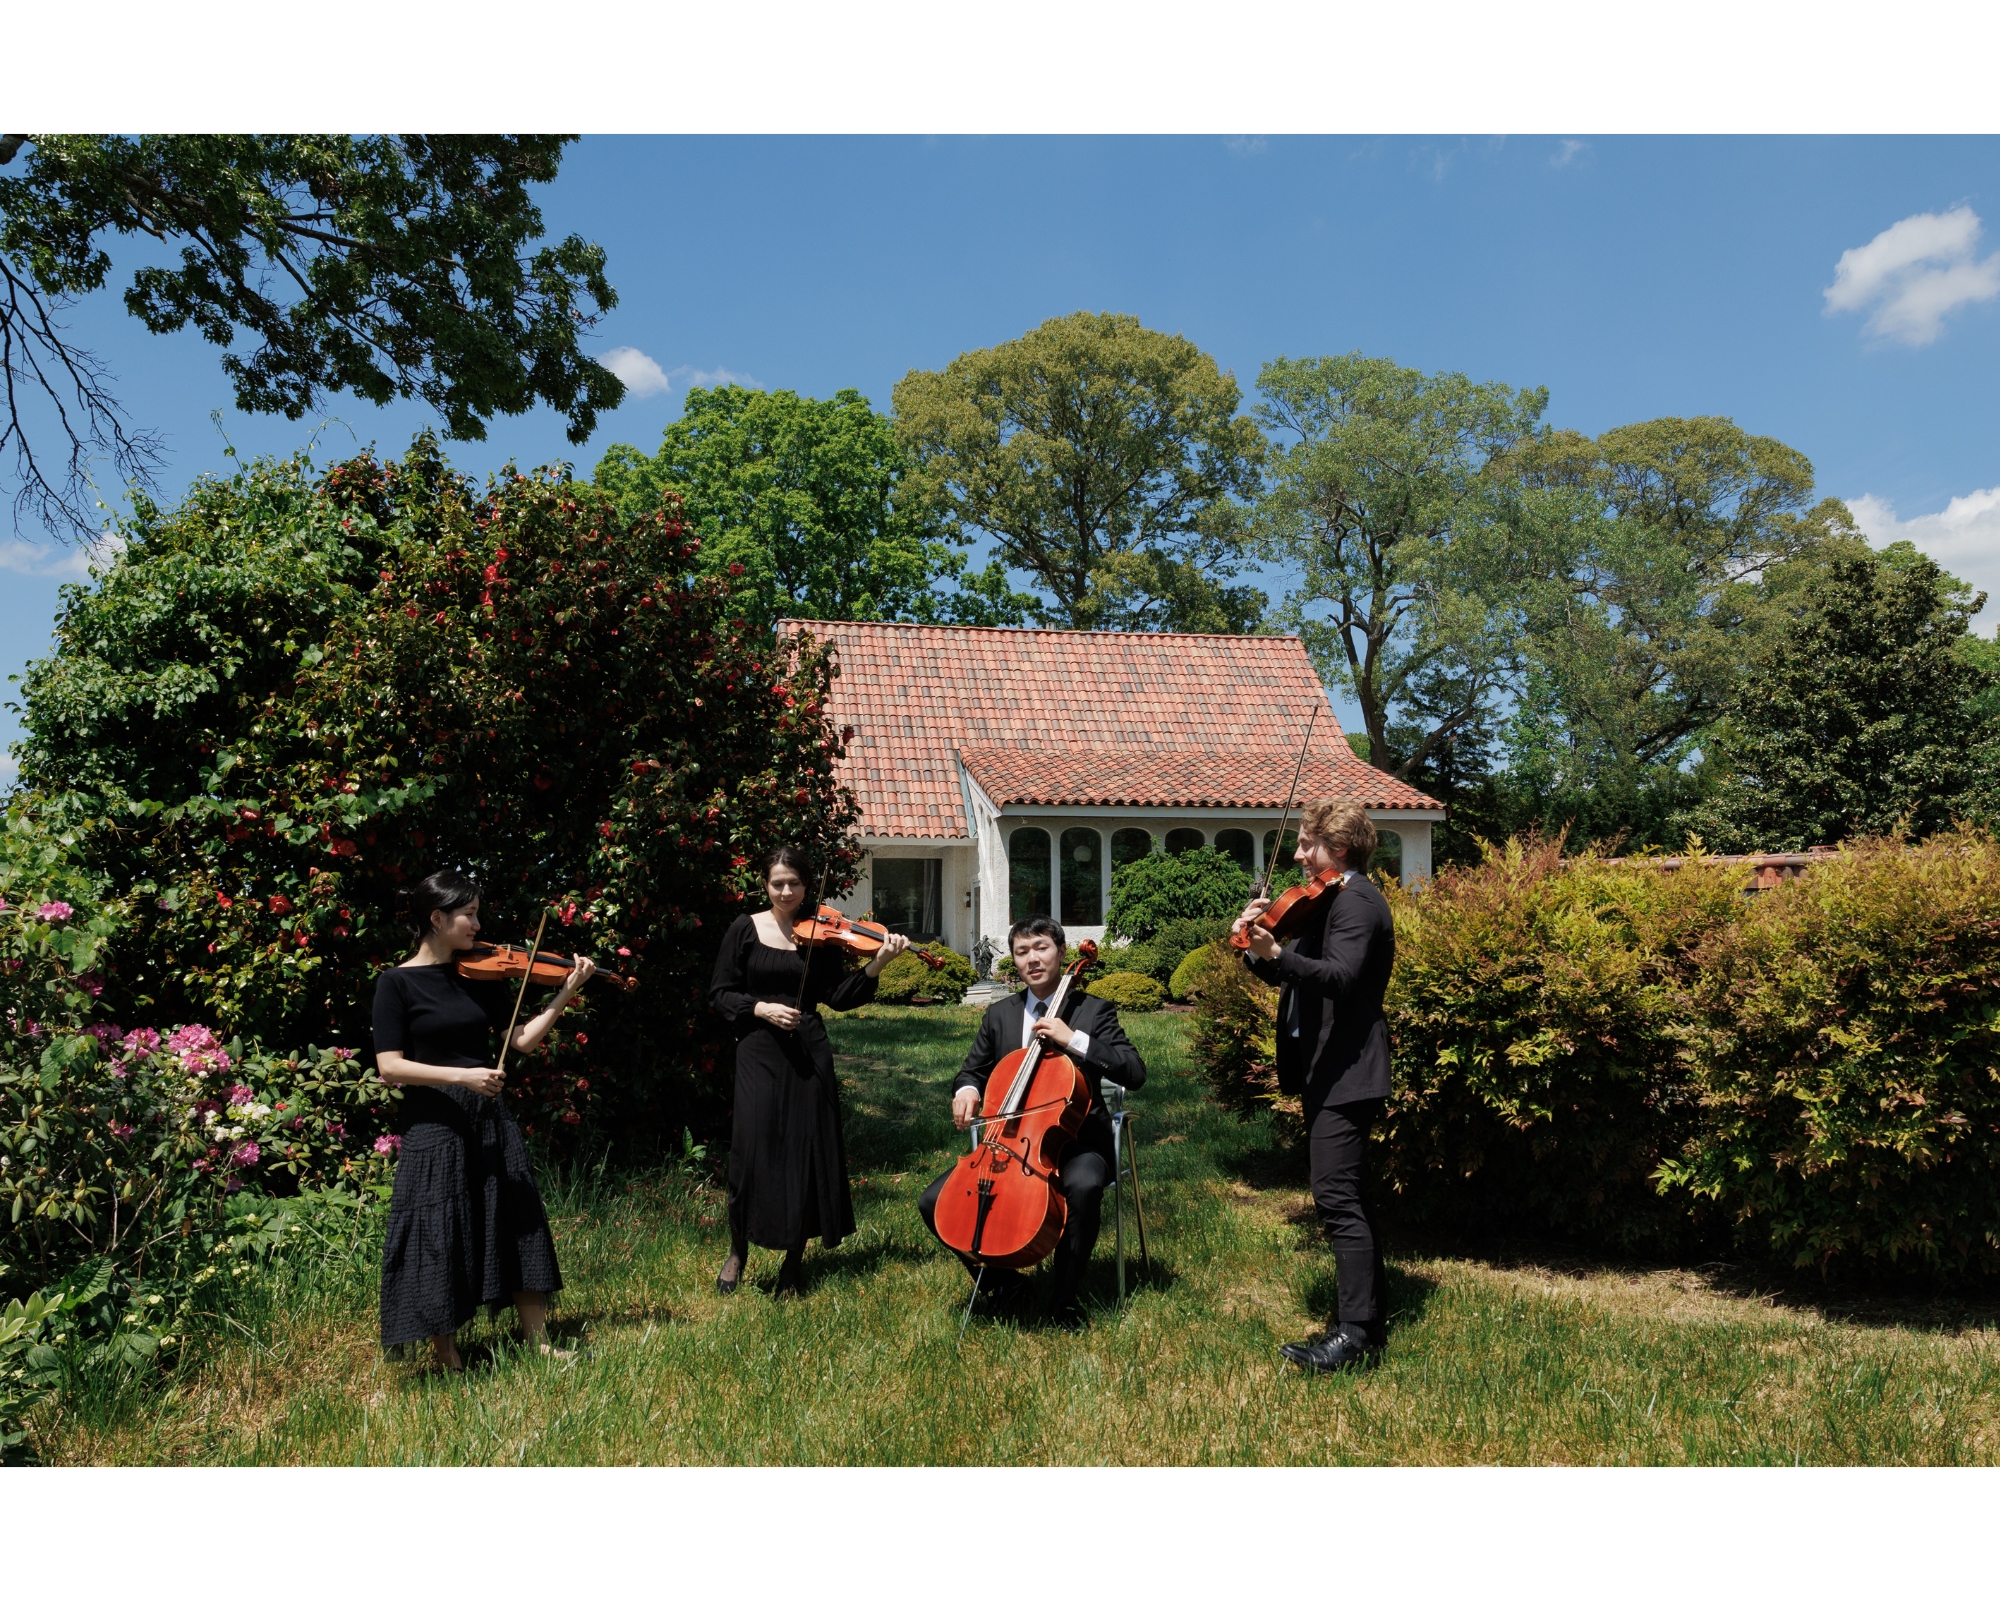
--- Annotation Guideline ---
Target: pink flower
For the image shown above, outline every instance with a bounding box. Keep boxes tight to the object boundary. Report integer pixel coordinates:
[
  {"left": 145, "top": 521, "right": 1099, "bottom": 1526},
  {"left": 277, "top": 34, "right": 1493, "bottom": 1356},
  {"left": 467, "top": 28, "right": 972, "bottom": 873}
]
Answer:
[
  {"left": 35, "top": 901, "right": 73, "bottom": 923},
  {"left": 373, "top": 1134, "right": 403, "bottom": 1156},
  {"left": 83, "top": 1022, "right": 123, "bottom": 1044},
  {"left": 328, "top": 1122, "right": 347, "bottom": 1140},
  {"left": 121, "top": 1027, "right": 160, "bottom": 1053},
  {"left": 225, "top": 1176, "right": 244, "bottom": 1195},
  {"left": 109, "top": 1063, "right": 127, "bottom": 1079},
  {"left": 77, "top": 975, "right": 103, "bottom": 997},
  {"left": 229, "top": 1142, "right": 260, "bottom": 1168},
  {"left": 331, "top": 1047, "right": 355, "bottom": 1061},
  {"left": 109, "top": 1121, "right": 134, "bottom": 1140},
  {"left": 228, "top": 1084, "right": 253, "bottom": 1106}
]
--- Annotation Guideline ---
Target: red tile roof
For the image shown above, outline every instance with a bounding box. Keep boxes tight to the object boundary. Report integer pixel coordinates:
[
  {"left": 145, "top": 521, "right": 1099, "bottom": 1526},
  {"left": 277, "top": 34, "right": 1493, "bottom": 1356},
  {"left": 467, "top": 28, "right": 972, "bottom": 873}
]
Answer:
[{"left": 780, "top": 620, "right": 1443, "bottom": 840}]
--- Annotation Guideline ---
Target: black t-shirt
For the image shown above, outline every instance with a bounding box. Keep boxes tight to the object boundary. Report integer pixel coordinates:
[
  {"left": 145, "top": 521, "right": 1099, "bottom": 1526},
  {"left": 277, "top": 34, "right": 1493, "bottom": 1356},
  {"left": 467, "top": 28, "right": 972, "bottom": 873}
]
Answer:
[{"left": 372, "top": 963, "right": 516, "bottom": 1067}]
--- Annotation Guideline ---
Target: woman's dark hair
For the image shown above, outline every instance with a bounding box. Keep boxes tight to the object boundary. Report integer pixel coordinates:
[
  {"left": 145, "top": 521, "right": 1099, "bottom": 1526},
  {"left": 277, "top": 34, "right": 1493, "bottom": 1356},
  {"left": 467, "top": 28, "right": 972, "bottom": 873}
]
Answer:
[
  {"left": 399, "top": 869, "right": 482, "bottom": 942},
  {"left": 760, "top": 845, "right": 811, "bottom": 884}
]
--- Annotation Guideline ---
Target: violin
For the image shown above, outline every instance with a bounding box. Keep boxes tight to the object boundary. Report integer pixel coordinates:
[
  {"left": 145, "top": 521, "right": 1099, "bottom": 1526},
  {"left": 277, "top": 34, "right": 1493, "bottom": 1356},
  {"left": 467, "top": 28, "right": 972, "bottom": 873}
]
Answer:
[
  {"left": 455, "top": 943, "right": 639, "bottom": 993},
  {"left": 930, "top": 942, "right": 1100, "bottom": 1271},
  {"left": 1228, "top": 865, "right": 1345, "bottom": 951},
  {"left": 793, "top": 908, "right": 948, "bottom": 972}
]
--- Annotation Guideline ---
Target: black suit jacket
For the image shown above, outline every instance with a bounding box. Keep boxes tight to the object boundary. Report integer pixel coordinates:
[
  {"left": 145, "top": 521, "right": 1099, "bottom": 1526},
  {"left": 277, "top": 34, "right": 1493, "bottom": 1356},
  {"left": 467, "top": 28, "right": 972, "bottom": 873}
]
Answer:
[
  {"left": 955, "top": 990, "right": 1147, "bottom": 1155},
  {"left": 1247, "top": 873, "right": 1396, "bottom": 1109}
]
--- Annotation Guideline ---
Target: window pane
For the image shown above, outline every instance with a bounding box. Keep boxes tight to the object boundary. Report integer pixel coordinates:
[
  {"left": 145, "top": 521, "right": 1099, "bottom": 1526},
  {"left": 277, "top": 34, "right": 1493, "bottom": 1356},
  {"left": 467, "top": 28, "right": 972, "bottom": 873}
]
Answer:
[
  {"left": 1111, "top": 827, "right": 1154, "bottom": 868},
  {"left": 1213, "top": 828, "right": 1253, "bottom": 871},
  {"left": 1008, "top": 828, "right": 1050, "bottom": 921},
  {"left": 875, "top": 857, "right": 943, "bottom": 942},
  {"left": 1164, "top": 827, "right": 1206, "bottom": 856},
  {"left": 1262, "top": 829, "right": 1299, "bottom": 862},
  {"left": 1374, "top": 828, "right": 1402, "bottom": 883},
  {"left": 1263, "top": 829, "right": 1302, "bottom": 889},
  {"left": 1060, "top": 828, "right": 1102, "bottom": 925}
]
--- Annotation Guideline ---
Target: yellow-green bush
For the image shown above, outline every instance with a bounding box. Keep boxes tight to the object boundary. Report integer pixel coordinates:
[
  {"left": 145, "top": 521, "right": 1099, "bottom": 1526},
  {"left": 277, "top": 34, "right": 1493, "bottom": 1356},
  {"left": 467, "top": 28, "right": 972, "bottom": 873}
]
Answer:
[
  {"left": 1085, "top": 971, "right": 1165, "bottom": 1012},
  {"left": 1663, "top": 829, "right": 2000, "bottom": 1276},
  {"left": 1191, "top": 828, "right": 2000, "bottom": 1278},
  {"left": 1170, "top": 940, "right": 1232, "bottom": 1003},
  {"left": 873, "top": 942, "right": 974, "bottom": 1004}
]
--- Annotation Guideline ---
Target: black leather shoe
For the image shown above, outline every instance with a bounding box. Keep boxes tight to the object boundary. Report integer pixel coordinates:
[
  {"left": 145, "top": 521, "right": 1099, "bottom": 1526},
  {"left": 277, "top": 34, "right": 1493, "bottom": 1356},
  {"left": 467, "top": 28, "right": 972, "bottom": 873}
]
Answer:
[
  {"left": 974, "top": 1275, "right": 1029, "bottom": 1317},
  {"left": 1281, "top": 1325, "right": 1380, "bottom": 1374}
]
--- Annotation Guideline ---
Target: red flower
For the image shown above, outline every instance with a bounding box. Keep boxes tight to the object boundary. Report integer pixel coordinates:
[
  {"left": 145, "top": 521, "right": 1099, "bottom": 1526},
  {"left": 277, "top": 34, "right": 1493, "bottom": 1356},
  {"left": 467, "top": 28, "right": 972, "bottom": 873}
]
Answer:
[
  {"left": 574, "top": 1033, "right": 588, "bottom": 1046},
  {"left": 727, "top": 562, "right": 746, "bottom": 577},
  {"left": 269, "top": 894, "right": 294, "bottom": 915},
  {"left": 329, "top": 839, "right": 358, "bottom": 857},
  {"left": 216, "top": 893, "right": 234, "bottom": 910}
]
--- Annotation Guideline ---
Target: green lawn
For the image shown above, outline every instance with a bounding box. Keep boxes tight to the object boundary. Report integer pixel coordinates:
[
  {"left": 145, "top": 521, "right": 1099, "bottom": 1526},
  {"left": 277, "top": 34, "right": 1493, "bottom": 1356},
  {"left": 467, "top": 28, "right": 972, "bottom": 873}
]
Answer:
[{"left": 39, "top": 1008, "right": 2000, "bottom": 1465}]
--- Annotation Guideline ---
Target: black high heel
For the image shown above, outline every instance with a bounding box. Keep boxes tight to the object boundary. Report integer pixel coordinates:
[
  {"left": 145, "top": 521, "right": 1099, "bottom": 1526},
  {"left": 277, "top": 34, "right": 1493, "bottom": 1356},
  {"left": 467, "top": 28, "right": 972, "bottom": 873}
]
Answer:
[{"left": 716, "top": 1253, "right": 745, "bottom": 1295}]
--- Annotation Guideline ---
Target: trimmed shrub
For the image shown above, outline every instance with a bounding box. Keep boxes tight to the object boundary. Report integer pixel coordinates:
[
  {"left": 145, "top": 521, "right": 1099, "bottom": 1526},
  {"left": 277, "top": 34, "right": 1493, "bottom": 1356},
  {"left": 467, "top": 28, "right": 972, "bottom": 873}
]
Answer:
[
  {"left": 1663, "top": 829, "right": 2000, "bottom": 1278},
  {"left": 1085, "top": 972, "right": 1164, "bottom": 1012},
  {"left": 1106, "top": 848, "right": 1250, "bottom": 942},
  {"left": 1190, "top": 951, "right": 1283, "bottom": 1124},
  {"left": 1170, "top": 939, "right": 1233, "bottom": 1003},
  {"left": 873, "top": 942, "right": 974, "bottom": 1005},
  {"left": 1150, "top": 918, "right": 1233, "bottom": 984},
  {"left": 1376, "top": 837, "right": 1745, "bottom": 1252},
  {"left": 1091, "top": 941, "right": 1161, "bottom": 981}
]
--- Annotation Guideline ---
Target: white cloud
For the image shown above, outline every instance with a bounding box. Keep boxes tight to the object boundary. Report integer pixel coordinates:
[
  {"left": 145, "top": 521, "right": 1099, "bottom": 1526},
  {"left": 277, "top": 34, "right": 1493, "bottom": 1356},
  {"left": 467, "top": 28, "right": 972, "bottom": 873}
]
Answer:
[
  {"left": 598, "top": 345, "right": 673, "bottom": 400},
  {"left": 680, "top": 365, "right": 759, "bottom": 390},
  {"left": 1551, "top": 138, "right": 1587, "bottom": 167},
  {"left": 1223, "top": 135, "right": 1267, "bottom": 156},
  {"left": 0, "top": 752, "right": 15, "bottom": 794},
  {"left": 1849, "top": 486, "right": 2000, "bottom": 632},
  {"left": 0, "top": 534, "right": 120, "bottom": 579},
  {"left": 1824, "top": 207, "right": 2000, "bottom": 345}
]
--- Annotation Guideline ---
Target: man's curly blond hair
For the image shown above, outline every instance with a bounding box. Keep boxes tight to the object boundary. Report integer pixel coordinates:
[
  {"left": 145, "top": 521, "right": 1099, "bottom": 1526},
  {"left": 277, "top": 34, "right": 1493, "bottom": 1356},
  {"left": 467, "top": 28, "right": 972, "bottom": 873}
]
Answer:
[{"left": 1298, "top": 797, "right": 1377, "bottom": 870}]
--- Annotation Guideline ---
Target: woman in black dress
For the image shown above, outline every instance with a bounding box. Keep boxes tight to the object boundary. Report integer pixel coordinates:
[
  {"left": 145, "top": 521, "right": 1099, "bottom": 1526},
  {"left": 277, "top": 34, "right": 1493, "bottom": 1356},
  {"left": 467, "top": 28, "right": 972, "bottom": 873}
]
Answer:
[
  {"left": 372, "top": 869, "right": 594, "bottom": 1368},
  {"left": 709, "top": 846, "right": 907, "bottom": 1296}
]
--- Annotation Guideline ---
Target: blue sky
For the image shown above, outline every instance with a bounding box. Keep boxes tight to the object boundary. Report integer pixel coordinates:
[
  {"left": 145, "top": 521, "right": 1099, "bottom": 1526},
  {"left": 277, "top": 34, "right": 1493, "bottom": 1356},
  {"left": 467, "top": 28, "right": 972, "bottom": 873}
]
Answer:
[{"left": 5, "top": 134, "right": 1999, "bottom": 777}]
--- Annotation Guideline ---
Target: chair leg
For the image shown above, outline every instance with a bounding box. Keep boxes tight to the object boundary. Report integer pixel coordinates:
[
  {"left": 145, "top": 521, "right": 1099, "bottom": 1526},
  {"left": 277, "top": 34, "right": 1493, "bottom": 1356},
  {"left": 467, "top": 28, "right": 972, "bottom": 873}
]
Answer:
[
  {"left": 1125, "top": 1123, "right": 1151, "bottom": 1280},
  {"left": 1110, "top": 1113, "right": 1127, "bottom": 1306},
  {"left": 957, "top": 1264, "right": 985, "bottom": 1349}
]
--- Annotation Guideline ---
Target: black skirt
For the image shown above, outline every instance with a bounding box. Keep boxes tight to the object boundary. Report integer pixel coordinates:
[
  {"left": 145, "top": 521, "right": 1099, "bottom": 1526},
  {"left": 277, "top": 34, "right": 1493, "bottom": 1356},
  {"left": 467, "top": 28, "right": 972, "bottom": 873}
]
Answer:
[{"left": 379, "top": 1085, "right": 563, "bottom": 1348}]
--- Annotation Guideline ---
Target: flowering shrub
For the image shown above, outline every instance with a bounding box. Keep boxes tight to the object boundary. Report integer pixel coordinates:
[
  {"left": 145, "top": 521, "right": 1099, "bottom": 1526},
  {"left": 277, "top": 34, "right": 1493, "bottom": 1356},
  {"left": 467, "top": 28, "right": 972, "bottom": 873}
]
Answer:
[{"left": 15, "top": 438, "right": 863, "bottom": 1155}]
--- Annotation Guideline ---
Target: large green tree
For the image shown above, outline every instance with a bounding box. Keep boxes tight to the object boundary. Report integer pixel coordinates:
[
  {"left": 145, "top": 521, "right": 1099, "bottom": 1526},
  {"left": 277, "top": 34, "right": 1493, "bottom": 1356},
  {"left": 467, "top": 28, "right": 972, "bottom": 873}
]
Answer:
[
  {"left": 892, "top": 311, "right": 1267, "bottom": 632},
  {"left": 593, "top": 383, "right": 1027, "bottom": 631},
  {"left": 0, "top": 135, "right": 619, "bottom": 535},
  {"left": 1684, "top": 543, "right": 1995, "bottom": 850},
  {"left": 1251, "top": 353, "right": 1553, "bottom": 782}
]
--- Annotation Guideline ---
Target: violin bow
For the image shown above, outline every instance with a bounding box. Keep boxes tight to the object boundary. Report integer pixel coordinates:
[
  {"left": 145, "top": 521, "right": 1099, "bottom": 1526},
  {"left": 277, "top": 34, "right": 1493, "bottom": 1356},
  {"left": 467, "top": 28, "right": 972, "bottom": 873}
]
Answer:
[
  {"left": 493, "top": 908, "right": 550, "bottom": 1083},
  {"left": 1256, "top": 701, "right": 1322, "bottom": 904},
  {"left": 792, "top": 852, "right": 834, "bottom": 1017}
]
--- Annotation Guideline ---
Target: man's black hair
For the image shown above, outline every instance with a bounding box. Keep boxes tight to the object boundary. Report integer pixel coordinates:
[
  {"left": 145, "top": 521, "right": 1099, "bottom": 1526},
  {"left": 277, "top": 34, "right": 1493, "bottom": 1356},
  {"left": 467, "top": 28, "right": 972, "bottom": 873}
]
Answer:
[{"left": 1009, "top": 914, "right": 1065, "bottom": 951}]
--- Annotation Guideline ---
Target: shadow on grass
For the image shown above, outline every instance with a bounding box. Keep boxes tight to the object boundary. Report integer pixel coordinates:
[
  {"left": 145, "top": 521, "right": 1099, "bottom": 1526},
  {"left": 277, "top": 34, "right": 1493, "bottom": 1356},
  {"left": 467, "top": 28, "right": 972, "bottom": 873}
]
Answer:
[{"left": 1294, "top": 1261, "right": 1443, "bottom": 1338}]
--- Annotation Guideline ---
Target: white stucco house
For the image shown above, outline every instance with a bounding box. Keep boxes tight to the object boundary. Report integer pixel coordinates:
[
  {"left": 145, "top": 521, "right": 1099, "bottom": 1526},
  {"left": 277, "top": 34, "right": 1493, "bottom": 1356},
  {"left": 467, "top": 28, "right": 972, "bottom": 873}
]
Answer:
[{"left": 778, "top": 620, "right": 1445, "bottom": 958}]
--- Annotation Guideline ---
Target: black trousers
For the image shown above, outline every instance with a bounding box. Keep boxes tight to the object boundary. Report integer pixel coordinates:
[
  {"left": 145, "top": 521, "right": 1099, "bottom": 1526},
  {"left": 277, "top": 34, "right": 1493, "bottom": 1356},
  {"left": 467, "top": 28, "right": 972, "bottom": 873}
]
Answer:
[
  {"left": 1309, "top": 1096, "right": 1387, "bottom": 1331},
  {"left": 918, "top": 1148, "right": 1110, "bottom": 1311}
]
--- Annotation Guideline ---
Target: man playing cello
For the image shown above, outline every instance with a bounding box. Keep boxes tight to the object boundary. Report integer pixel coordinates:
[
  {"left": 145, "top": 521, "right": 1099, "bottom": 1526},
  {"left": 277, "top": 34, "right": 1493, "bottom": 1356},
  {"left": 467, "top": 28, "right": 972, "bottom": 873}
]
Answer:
[
  {"left": 916, "top": 914, "right": 1147, "bottom": 1330},
  {"left": 1234, "top": 798, "right": 1397, "bottom": 1374}
]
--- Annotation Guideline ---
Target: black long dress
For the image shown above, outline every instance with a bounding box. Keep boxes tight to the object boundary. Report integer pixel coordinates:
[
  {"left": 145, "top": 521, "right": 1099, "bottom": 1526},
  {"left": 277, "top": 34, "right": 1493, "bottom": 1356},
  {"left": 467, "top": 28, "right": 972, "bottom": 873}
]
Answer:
[
  {"left": 372, "top": 963, "right": 564, "bottom": 1349},
  {"left": 708, "top": 915, "right": 879, "bottom": 1251}
]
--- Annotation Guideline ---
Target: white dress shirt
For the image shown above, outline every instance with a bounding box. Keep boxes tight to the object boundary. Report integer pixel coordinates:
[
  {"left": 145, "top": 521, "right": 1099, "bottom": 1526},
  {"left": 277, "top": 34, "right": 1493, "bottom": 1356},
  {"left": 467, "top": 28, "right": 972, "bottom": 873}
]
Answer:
[{"left": 1023, "top": 990, "right": 1091, "bottom": 1059}]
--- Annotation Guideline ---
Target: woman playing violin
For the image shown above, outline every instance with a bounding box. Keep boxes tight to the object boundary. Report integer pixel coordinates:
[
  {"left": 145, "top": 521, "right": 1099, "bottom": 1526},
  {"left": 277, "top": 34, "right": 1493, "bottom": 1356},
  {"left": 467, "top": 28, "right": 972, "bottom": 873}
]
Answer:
[
  {"left": 707, "top": 846, "right": 908, "bottom": 1297},
  {"left": 371, "top": 869, "right": 593, "bottom": 1368},
  {"left": 1232, "top": 798, "right": 1396, "bottom": 1376}
]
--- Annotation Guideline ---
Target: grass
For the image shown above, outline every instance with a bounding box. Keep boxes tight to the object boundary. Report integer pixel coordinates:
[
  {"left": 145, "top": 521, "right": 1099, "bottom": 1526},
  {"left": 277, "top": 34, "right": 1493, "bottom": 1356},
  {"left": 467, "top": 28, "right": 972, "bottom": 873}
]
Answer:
[{"left": 34, "top": 1008, "right": 2000, "bottom": 1465}]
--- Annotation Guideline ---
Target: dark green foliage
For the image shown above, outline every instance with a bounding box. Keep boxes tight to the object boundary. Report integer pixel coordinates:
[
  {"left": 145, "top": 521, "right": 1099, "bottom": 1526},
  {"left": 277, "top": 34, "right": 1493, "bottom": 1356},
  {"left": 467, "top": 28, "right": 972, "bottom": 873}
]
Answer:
[
  {"left": 1189, "top": 951, "right": 1282, "bottom": 1125},
  {"left": 1084, "top": 971, "right": 1164, "bottom": 1012},
  {"left": 12, "top": 438, "right": 861, "bottom": 1154},
  {"left": 1106, "top": 850, "right": 1248, "bottom": 943},
  {"left": 592, "top": 384, "right": 1024, "bottom": 631},
  {"left": 872, "top": 942, "right": 974, "bottom": 1005},
  {"left": 1169, "top": 940, "right": 1232, "bottom": 1003},
  {"left": 0, "top": 136, "right": 618, "bottom": 533},
  {"left": 1664, "top": 830, "right": 2000, "bottom": 1276},
  {"left": 1686, "top": 545, "right": 1996, "bottom": 850}
]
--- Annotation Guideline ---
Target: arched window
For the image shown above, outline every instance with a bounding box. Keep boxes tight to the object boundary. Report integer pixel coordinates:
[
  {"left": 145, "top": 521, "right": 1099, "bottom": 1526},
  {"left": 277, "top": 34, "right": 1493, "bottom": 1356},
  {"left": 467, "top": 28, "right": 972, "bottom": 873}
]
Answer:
[
  {"left": 1213, "top": 828, "right": 1254, "bottom": 872},
  {"left": 1060, "top": 828, "right": 1102, "bottom": 925},
  {"left": 1164, "top": 827, "right": 1206, "bottom": 856},
  {"left": 1008, "top": 828, "right": 1050, "bottom": 922},
  {"left": 1110, "top": 827, "right": 1154, "bottom": 869}
]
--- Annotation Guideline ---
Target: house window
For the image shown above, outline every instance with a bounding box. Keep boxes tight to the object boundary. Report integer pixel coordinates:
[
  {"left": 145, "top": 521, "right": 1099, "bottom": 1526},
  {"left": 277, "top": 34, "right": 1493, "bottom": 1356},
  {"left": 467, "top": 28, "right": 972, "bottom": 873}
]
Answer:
[
  {"left": 1009, "top": 828, "right": 1051, "bottom": 921},
  {"left": 1213, "top": 828, "right": 1254, "bottom": 872},
  {"left": 1374, "top": 828, "right": 1403, "bottom": 883},
  {"left": 874, "top": 857, "right": 943, "bottom": 943},
  {"left": 1111, "top": 827, "right": 1154, "bottom": 868},
  {"left": 1060, "top": 828, "right": 1102, "bottom": 925},
  {"left": 1164, "top": 827, "right": 1206, "bottom": 856},
  {"left": 1263, "top": 828, "right": 1298, "bottom": 865}
]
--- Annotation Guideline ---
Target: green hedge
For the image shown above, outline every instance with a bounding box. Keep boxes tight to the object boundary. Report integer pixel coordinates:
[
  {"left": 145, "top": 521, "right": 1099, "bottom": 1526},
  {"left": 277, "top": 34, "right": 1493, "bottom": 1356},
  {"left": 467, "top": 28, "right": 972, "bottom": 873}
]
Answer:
[
  {"left": 1191, "top": 829, "right": 2000, "bottom": 1280},
  {"left": 873, "top": 941, "right": 974, "bottom": 1005},
  {"left": 1085, "top": 972, "right": 1165, "bottom": 1012}
]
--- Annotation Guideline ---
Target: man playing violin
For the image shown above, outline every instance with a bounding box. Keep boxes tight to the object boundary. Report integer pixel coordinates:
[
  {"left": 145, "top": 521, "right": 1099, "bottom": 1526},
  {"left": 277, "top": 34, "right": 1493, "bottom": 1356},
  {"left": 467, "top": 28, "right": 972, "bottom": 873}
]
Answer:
[
  {"left": 916, "top": 914, "right": 1147, "bottom": 1331},
  {"left": 1234, "top": 798, "right": 1397, "bottom": 1374}
]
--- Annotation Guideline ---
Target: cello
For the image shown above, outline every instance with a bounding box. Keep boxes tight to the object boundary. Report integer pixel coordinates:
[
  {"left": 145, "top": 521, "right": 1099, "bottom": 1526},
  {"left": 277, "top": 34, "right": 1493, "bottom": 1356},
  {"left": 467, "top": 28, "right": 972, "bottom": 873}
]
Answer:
[{"left": 931, "top": 942, "right": 1100, "bottom": 1272}]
